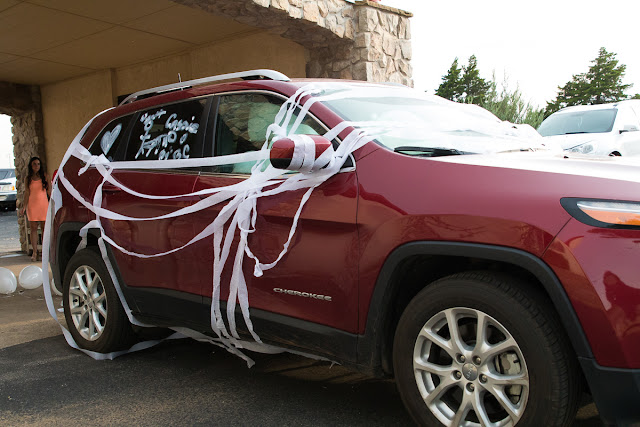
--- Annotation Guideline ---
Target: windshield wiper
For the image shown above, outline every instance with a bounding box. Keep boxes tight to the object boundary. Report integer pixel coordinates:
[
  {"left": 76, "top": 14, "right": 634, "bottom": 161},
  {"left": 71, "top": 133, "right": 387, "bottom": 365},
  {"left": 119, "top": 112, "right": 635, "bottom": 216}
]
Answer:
[
  {"left": 563, "top": 131, "right": 589, "bottom": 135},
  {"left": 394, "top": 146, "right": 463, "bottom": 157}
]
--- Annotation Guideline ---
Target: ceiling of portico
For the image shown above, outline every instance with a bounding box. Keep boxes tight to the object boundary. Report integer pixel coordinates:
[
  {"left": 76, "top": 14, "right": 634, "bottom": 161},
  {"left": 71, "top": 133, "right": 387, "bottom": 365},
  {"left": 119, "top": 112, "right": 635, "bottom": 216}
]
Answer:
[{"left": 0, "top": 0, "right": 256, "bottom": 85}]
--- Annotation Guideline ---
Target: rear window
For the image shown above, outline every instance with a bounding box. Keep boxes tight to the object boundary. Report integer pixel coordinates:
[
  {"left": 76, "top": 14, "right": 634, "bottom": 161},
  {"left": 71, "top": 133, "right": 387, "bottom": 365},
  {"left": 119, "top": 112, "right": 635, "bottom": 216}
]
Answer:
[
  {"left": 89, "top": 115, "right": 134, "bottom": 161},
  {"left": 126, "top": 99, "right": 208, "bottom": 161}
]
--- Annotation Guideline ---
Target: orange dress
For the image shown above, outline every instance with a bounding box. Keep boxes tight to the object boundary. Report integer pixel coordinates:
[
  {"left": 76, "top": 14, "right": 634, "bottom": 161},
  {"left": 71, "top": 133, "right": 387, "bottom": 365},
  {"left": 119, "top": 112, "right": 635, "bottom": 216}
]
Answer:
[{"left": 27, "top": 178, "right": 48, "bottom": 221}]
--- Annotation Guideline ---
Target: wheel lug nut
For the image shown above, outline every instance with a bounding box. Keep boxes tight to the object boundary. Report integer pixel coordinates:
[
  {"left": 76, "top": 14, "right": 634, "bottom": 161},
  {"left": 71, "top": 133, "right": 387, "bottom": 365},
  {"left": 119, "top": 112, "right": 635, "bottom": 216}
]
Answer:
[
  {"left": 454, "top": 371, "right": 462, "bottom": 380},
  {"left": 473, "top": 356, "right": 481, "bottom": 365},
  {"left": 467, "top": 383, "right": 475, "bottom": 392},
  {"left": 457, "top": 354, "right": 466, "bottom": 363},
  {"left": 480, "top": 374, "right": 487, "bottom": 383}
]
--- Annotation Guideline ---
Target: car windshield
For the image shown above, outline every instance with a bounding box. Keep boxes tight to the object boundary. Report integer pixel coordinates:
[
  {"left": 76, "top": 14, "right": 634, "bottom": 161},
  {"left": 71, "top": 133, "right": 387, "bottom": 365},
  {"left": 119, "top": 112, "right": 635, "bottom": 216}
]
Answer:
[
  {"left": 0, "top": 169, "right": 15, "bottom": 180},
  {"left": 538, "top": 109, "right": 617, "bottom": 136},
  {"left": 314, "top": 83, "right": 547, "bottom": 155}
]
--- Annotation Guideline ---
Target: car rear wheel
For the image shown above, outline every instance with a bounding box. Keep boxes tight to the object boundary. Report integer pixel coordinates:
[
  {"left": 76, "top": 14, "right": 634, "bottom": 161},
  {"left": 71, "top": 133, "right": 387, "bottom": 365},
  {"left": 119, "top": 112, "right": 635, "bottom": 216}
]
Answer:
[
  {"left": 393, "top": 272, "right": 579, "bottom": 426},
  {"left": 63, "top": 248, "right": 136, "bottom": 352}
]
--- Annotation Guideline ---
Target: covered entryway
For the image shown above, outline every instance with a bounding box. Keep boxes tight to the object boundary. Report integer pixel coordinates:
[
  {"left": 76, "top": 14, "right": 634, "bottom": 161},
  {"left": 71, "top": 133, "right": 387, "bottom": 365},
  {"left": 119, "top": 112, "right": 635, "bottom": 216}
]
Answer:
[{"left": 0, "top": 0, "right": 412, "bottom": 251}]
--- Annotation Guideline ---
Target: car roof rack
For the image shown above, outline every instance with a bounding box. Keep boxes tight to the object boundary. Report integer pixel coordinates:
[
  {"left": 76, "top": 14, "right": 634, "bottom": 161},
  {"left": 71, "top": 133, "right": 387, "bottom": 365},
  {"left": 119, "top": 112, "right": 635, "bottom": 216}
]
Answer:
[{"left": 119, "top": 69, "right": 290, "bottom": 105}]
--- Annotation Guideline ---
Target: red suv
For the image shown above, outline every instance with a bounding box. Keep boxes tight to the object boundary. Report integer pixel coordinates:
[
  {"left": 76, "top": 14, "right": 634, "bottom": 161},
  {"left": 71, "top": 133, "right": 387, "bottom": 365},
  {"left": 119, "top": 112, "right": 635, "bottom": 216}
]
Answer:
[{"left": 49, "top": 70, "right": 640, "bottom": 426}]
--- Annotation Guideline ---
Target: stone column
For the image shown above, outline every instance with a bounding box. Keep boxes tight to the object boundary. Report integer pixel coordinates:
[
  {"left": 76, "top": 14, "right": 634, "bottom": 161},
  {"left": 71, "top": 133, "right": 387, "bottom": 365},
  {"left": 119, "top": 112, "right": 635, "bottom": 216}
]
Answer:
[
  {"left": 6, "top": 86, "right": 46, "bottom": 253},
  {"left": 173, "top": 0, "right": 413, "bottom": 85},
  {"left": 305, "top": 0, "right": 412, "bottom": 86}
]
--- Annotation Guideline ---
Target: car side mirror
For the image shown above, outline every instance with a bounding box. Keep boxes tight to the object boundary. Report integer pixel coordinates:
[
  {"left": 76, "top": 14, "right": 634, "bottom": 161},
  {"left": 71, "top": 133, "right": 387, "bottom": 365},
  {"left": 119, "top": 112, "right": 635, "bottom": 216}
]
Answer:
[
  {"left": 619, "top": 124, "right": 639, "bottom": 134},
  {"left": 270, "top": 135, "right": 333, "bottom": 171}
]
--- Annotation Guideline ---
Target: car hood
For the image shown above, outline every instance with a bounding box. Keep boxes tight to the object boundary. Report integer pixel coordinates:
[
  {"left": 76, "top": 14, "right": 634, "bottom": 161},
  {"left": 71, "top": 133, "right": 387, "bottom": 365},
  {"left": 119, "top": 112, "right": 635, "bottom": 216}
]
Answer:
[
  {"left": 431, "top": 150, "right": 640, "bottom": 185},
  {"left": 0, "top": 176, "right": 16, "bottom": 186},
  {"left": 543, "top": 133, "right": 613, "bottom": 150}
]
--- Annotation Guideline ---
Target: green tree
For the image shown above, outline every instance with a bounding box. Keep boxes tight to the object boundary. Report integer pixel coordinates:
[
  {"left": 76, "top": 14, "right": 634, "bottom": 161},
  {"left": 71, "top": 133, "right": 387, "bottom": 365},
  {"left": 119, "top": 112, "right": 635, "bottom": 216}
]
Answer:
[
  {"left": 483, "top": 74, "right": 545, "bottom": 128},
  {"left": 545, "top": 47, "right": 633, "bottom": 116},
  {"left": 436, "top": 55, "right": 491, "bottom": 105},
  {"left": 435, "top": 57, "right": 541, "bottom": 126},
  {"left": 461, "top": 55, "right": 491, "bottom": 105},
  {"left": 435, "top": 57, "right": 464, "bottom": 102}
]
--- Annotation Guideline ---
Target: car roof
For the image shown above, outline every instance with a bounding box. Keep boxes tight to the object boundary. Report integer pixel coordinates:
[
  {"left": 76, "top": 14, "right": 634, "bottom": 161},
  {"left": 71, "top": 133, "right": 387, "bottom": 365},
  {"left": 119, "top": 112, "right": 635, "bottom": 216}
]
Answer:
[
  {"left": 555, "top": 99, "right": 640, "bottom": 114},
  {"left": 120, "top": 69, "right": 406, "bottom": 107}
]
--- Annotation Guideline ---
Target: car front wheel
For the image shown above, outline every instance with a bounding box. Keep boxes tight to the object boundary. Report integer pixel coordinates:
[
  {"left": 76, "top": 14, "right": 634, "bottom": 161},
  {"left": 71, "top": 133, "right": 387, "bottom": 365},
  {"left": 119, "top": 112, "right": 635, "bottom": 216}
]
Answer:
[
  {"left": 393, "top": 272, "right": 579, "bottom": 426},
  {"left": 63, "top": 248, "right": 135, "bottom": 353}
]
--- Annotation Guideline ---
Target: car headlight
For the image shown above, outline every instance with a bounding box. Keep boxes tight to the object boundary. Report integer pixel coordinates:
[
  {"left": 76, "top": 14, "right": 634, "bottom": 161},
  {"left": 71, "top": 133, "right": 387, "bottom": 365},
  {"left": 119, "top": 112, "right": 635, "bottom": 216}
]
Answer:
[
  {"left": 0, "top": 184, "right": 14, "bottom": 192},
  {"left": 566, "top": 141, "right": 596, "bottom": 154},
  {"left": 561, "top": 198, "right": 640, "bottom": 229}
]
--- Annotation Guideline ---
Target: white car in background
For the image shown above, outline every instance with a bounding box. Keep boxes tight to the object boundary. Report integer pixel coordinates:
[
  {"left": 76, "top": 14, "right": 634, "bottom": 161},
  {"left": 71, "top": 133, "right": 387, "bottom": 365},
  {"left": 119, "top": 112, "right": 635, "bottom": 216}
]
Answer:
[
  {"left": 0, "top": 168, "right": 16, "bottom": 210},
  {"left": 537, "top": 100, "right": 640, "bottom": 156}
]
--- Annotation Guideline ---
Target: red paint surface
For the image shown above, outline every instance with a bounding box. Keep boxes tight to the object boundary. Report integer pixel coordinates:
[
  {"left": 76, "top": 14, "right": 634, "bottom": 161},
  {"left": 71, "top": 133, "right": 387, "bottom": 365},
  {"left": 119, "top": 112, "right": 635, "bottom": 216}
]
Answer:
[{"left": 545, "top": 220, "right": 640, "bottom": 368}]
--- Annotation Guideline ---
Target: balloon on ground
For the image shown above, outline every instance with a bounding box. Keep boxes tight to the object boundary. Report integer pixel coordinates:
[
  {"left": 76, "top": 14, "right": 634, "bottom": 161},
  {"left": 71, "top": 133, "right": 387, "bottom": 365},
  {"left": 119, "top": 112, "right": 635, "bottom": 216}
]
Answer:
[
  {"left": 0, "top": 267, "right": 17, "bottom": 294},
  {"left": 19, "top": 265, "right": 43, "bottom": 290}
]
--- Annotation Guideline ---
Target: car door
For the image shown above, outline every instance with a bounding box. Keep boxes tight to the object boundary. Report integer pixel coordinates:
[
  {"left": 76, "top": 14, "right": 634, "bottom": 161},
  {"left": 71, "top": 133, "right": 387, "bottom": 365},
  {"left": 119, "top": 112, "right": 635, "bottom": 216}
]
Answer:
[
  {"left": 98, "top": 97, "right": 211, "bottom": 324},
  {"left": 191, "top": 91, "right": 360, "bottom": 336},
  {"left": 620, "top": 105, "right": 640, "bottom": 156}
]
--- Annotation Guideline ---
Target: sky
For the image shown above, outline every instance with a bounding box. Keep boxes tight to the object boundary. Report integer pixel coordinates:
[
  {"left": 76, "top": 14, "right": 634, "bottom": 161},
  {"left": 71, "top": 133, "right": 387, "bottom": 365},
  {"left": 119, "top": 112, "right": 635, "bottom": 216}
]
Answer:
[
  {"left": 0, "top": 115, "right": 13, "bottom": 169},
  {"left": 1, "top": 0, "right": 639, "bottom": 168},
  {"left": 383, "top": 0, "right": 640, "bottom": 108}
]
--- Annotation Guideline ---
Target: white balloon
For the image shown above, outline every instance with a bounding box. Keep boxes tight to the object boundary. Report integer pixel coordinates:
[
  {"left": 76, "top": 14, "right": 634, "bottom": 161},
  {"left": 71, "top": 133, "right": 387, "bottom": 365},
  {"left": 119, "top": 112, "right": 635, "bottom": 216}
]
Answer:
[
  {"left": 0, "top": 267, "right": 17, "bottom": 294},
  {"left": 19, "top": 265, "right": 43, "bottom": 290}
]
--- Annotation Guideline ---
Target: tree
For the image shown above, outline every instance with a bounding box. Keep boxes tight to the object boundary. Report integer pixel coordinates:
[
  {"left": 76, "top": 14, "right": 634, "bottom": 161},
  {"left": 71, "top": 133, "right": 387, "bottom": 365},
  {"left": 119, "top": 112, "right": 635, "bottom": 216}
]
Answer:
[
  {"left": 545, "top": 47, "right": 633, "bottom": 116},
  {"left": 435, "top": 57, "right": 464, "bottom": 102},
  {"left": 460, "top": 55, "right": 491, "bottom": 105},
  {"left": 483, "top": 74, "right": 545, "bottom": 128},
  {"left": 436, "top": 55, "right": 491, "bottom": 105},
  {"left": 435, "top": 57, "right": 541, "bottom": 127}
]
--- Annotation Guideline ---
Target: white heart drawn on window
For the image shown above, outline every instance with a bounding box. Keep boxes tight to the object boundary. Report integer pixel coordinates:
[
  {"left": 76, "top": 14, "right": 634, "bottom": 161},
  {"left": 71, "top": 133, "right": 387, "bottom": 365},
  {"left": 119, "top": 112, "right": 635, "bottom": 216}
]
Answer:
[{"left": 100, "top": 123, "right": 122, "bottom": 155}]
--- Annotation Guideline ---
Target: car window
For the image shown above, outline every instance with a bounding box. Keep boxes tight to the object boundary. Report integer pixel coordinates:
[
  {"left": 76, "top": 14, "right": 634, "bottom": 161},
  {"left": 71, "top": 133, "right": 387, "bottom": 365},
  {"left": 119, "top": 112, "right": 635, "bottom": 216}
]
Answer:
[
  {"left": 212, "top": 93, "right": 324, "bottom": 174},
  {"left": 629, "top": 106, "right": 640, "bottom": 125},
  {"left": 126, "top": 98, "right": 208, "bottom": 162},
  {"left": 615, "top": 107, "right": 638, "bottom": 131},
  {"left": 89, "top": 114, "right": 134, "bottom": 162},
  {"left": 0, "top": 169, "right": 15, "bottom": 180}
]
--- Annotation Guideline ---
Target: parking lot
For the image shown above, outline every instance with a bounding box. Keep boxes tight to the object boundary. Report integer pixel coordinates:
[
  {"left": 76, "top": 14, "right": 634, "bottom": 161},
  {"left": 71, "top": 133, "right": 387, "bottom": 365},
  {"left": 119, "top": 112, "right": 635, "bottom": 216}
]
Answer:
[
  {"left": 0, "top": 209, "right": 20, "bottom": 253},
  {"left": 0, "top": 213, "right": 602, "bottom": 426}
]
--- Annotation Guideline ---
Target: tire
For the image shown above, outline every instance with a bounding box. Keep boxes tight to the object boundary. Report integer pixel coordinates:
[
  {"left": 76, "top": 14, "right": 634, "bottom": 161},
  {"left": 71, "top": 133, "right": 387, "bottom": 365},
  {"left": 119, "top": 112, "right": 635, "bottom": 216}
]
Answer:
[
  {"left": 63, "top": 248, "right": 136, "bottom": 352},
  {"left": 393, "top": 272, "right": 579, "bottom": 427}
]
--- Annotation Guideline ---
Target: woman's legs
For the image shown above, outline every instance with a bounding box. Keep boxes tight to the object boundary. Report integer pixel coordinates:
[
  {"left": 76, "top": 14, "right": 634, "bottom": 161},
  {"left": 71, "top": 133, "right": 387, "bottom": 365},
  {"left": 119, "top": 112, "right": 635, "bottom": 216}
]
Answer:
[
  {"left": 29, "top": 221, "right": 39, "bottom": 261},
  {"left": 38, "top": 221, "right": 45, "bottom": 260}
]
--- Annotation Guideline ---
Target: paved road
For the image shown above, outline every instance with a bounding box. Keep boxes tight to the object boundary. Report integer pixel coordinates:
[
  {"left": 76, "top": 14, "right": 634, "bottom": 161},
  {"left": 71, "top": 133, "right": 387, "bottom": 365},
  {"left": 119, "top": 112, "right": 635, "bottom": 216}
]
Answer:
[
  {"left": 0, "top": 334, "right": 603, "bottom": 426},
  {"left": 1, "top": 336, "right": 411, "bottom": 426},
  {"left": 0, "top": 208, "right": 20, "bottom": 254},
  {"left": 0, "top": 283, "right": 603, "bottom": 427}
]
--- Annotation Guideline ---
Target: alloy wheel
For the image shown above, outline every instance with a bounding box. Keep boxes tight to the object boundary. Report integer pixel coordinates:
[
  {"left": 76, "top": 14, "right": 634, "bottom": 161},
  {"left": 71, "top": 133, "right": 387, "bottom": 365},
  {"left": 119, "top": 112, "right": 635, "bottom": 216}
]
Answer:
[
  {"left": 413, "top": 307, "right": 529, "bottom": 426},
  {"left": 68, "top": 265, "right": 108, "bottom": 341}
]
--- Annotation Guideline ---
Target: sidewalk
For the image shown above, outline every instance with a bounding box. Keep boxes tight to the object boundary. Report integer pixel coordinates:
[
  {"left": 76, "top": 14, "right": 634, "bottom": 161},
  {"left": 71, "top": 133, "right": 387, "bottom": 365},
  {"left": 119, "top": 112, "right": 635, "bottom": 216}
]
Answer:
[{"left": 0, "top": 251, "right": 64, "bottom": 349}]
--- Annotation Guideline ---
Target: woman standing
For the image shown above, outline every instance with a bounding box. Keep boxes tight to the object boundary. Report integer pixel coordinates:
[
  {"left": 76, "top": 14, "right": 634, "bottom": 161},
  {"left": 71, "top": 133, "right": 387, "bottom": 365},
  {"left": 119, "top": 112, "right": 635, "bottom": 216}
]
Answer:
[{"left": 19, "top": 157, "right": 50, "bottom": 261}]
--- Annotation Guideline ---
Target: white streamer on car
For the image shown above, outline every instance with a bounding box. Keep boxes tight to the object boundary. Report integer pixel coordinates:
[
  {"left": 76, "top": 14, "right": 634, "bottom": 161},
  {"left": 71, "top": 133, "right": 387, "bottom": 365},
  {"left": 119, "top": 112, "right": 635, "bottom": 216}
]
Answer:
[{"left": 41, "top": 82, "right": 546, "bottom": 365}]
